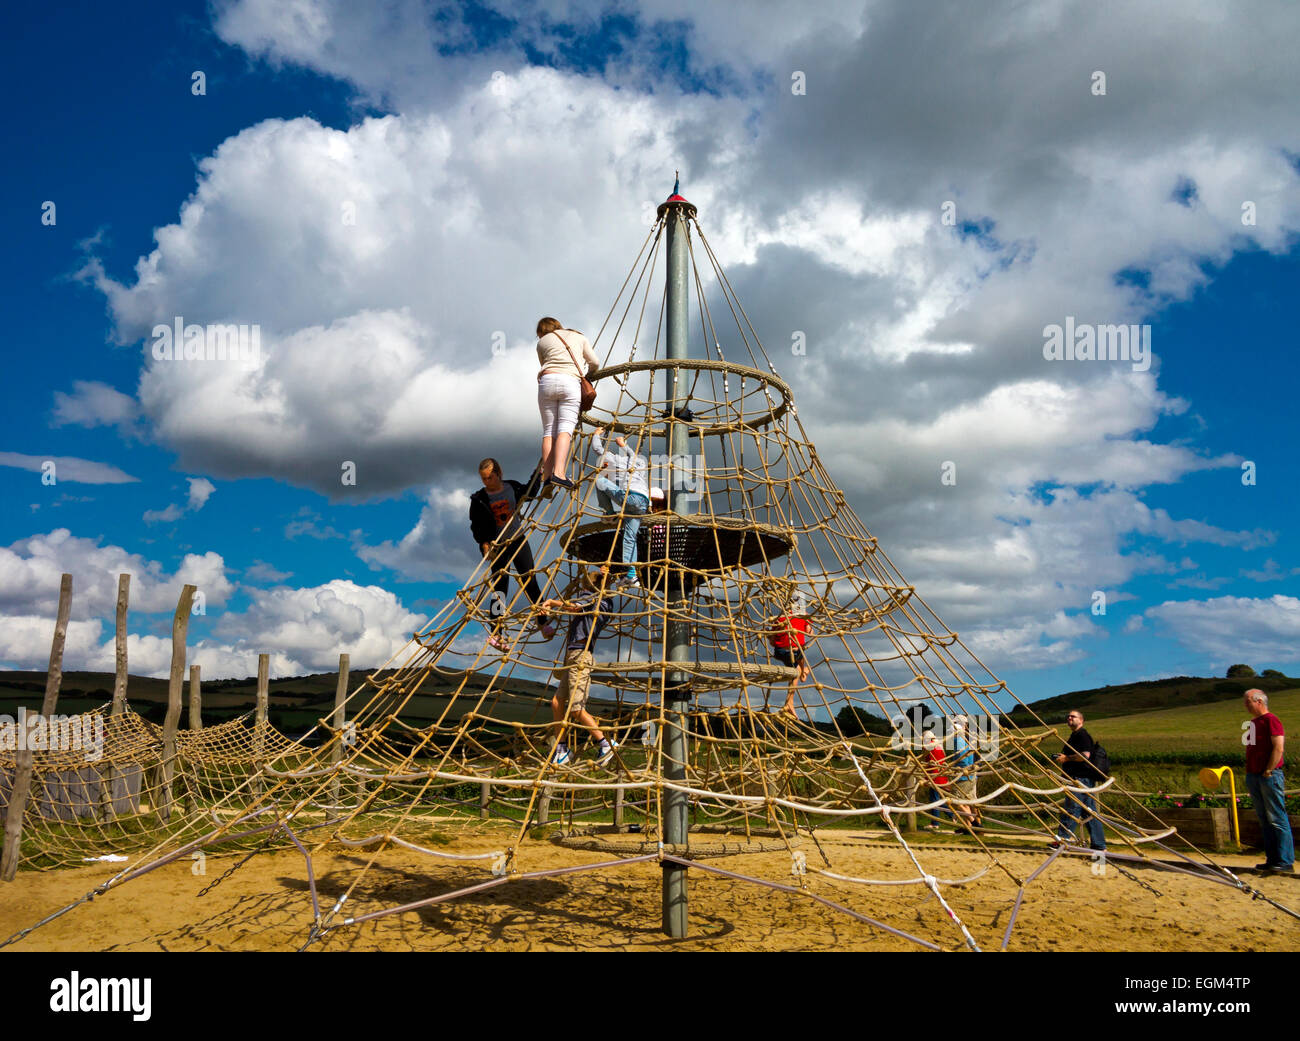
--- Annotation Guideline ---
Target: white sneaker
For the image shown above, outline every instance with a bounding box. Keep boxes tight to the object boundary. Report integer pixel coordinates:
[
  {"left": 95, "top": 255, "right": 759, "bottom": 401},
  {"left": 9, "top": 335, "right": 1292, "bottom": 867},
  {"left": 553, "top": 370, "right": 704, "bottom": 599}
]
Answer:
[
  {"left": 595, "top": 742, "right": 618, "bottom": 767},
  {"left": 551, "top": 745, "right": 571, "bottom": 766}
]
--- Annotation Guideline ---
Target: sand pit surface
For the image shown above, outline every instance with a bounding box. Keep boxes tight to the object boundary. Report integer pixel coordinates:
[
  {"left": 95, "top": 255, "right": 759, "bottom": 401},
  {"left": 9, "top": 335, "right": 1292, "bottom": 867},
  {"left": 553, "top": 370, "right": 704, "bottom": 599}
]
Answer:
[{"left": 1, "top": 830, "right": 1296, "bottom": 952}]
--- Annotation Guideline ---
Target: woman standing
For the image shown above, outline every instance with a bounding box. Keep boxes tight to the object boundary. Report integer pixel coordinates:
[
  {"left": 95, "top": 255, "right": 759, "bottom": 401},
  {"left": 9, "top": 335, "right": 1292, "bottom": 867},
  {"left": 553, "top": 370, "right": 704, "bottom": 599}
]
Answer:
[{"left": 536, "top": 316, "right": 598, "bottom": 488}]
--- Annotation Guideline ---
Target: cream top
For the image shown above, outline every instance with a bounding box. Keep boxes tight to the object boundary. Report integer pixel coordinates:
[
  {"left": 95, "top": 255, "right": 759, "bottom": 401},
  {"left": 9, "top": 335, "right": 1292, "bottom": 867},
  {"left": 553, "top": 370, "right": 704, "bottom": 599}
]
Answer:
[{"left": 537, "top": 329, "right": 598, "bottom": 379}]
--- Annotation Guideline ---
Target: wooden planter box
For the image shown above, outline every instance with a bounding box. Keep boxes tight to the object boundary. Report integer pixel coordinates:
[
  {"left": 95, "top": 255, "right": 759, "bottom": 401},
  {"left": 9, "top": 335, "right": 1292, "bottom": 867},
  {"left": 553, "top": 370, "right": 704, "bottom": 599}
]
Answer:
[
  {"left": 1154, "top": 807, "right": 1233, "bottom": 851},
  {"left": 1237, "top": 810, "right": 1300, "bottom": 851},
  {"left": 1154, "top": 807, "right": 1300, "bottom": 851}
]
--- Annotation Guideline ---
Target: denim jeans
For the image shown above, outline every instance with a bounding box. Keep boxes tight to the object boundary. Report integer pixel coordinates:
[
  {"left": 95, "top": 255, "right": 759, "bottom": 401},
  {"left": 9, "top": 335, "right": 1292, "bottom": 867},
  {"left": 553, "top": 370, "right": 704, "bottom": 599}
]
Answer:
[
  {"left": 1057, "top": 787, "right": 1106, "bottom": 849},
  {"left": 927, "top": 786, "right": 953, "bottom": 822},
  {"left": 595, "top": 477, "right": 648, "bottom": 573},
  {"left": 1246, "top": 771, "right": 1295, "bottom": 867}
]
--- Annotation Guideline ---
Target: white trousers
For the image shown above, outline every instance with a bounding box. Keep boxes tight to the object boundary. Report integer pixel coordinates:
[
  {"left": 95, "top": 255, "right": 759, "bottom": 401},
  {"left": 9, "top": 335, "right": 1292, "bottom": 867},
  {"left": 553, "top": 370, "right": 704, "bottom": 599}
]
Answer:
[{"left": 538, "top": 374, "right": 581, "bottom": 437}]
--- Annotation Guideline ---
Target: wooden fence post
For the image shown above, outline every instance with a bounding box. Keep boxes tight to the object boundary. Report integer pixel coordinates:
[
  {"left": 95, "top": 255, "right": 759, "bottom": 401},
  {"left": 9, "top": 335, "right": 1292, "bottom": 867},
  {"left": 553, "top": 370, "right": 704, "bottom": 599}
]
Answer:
[
  {"left": 904, "top": 772, "right": 918, "bottom": 834},
  {"left": 537, "top": 786, "right": 553, "bottom": 826},
  {"left": 479, "top": 782, "right": 491, "bottom": 819},
  {"left": 330, "top": 653, "right": 349, "bottom": 806},
  {"left": 102, "top": 573, "right": 130, "bottom": 822},
  {"left": 252, "top": 653, "right": 269, "bottom": 797},
  {"left": 111, "top": 573, "right": 129, "bottom": 716},
  {"left": 2, "top": 574, "right": 72, "bottom": 880},
  {"left": 159, "top": 585, "right": 196, "bottom": 823},
  {"left": 188, "top": 665, "right": 202, "bottom": 730},
  {"left": 614, "top": 786, "right": 625, "bottom": 830}
]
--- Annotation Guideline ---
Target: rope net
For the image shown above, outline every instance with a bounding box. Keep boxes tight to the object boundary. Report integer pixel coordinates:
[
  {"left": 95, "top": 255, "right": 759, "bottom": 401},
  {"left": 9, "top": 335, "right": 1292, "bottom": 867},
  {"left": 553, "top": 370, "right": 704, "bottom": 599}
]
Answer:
[
  {"left": 0, "top": 708, "right": 311, "bottom": 867},
  {"left": 3, "top": 201, "right": 1291, "bottom": 951}
]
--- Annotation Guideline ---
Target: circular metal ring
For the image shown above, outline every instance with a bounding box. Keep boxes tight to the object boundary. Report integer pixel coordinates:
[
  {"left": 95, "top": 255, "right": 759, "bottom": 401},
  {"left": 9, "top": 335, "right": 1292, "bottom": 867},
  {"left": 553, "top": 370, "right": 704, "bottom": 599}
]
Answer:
[{"left": 582, "top": 358, "right": 792, "bottom": 435}]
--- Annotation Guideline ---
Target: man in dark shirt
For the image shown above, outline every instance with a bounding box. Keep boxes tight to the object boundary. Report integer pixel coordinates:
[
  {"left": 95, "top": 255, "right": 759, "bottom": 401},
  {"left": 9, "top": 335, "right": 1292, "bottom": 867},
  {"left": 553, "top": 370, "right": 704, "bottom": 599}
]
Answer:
[
  {"left": 1049, "top": 709, "right": 1106, "bottom": 850},
  {"left": 1244, "top": 689, "right": 1294, "bottom": 873},
  {"left": 468, "top": 458, "right": 551, "bottom": 648}
]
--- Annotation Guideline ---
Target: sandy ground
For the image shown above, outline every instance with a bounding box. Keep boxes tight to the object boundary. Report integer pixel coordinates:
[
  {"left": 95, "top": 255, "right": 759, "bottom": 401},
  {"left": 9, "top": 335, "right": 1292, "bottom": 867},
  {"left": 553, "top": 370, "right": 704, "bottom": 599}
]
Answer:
[{"left": 1, "top": 828, "right": 1296, "bottom": 952}]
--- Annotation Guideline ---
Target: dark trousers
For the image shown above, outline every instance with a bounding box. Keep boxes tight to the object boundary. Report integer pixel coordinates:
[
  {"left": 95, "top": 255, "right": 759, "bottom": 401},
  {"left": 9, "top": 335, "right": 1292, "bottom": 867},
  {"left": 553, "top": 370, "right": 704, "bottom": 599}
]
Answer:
[
  {"left": 1057, "top": 788, "right": 1106, "bottom": 849},
  {"left": 489, "top": 539, "right": 545, "bottom": 624}
]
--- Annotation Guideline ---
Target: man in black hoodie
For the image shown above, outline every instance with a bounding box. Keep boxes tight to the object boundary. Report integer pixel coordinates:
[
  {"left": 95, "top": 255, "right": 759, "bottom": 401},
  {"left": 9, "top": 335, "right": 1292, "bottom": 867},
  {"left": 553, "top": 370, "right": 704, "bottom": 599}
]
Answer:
[{"left": 469, "top": 459, "right": 553, "bottom": 648}]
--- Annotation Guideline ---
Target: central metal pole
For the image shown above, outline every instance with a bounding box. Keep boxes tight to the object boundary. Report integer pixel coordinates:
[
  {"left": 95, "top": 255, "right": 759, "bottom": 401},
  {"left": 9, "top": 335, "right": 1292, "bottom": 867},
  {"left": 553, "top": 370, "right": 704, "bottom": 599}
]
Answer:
[{"left": 660, "top": 183, "right": 694, "bottom": 938}]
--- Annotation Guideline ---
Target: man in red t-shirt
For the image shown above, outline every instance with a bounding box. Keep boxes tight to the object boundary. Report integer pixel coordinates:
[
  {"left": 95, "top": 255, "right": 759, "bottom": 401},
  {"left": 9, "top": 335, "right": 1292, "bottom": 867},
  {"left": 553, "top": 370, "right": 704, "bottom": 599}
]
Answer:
[
  {"left": 1243, "top": 689, "right": 1294, "bottom": 873},
  {"left": 768, "top": 610, "right": 812, "bottom": 716}
]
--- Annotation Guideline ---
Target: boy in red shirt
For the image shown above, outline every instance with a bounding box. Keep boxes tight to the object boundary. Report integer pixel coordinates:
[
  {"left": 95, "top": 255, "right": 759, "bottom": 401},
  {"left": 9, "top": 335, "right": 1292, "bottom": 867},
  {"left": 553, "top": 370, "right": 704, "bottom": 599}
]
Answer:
[{"left": 768, "top": 608, "right": 812, "bottom": 716}]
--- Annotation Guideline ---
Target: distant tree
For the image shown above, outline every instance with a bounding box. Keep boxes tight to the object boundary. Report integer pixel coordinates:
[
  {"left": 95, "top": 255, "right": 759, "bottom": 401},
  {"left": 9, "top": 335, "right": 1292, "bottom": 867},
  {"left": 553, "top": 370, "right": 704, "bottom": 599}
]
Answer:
[
  {"left": 1262, "top": 669, "right": 1285, "bottom": 679},
  {"left": 835, "top": 705, "right": 892, "bottom": 737},
  {"left": 835, "top": 705, "right": 866, "bottom": 736},
  {"left": 1226, "top": 664, "right": 1256, "bottom": 678}
]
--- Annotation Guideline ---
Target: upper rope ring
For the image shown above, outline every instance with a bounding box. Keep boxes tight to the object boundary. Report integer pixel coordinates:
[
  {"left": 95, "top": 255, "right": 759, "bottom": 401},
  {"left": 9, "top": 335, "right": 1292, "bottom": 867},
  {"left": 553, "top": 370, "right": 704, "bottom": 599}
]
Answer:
[{"left": 582, "top": 358, "right": 792, "bottom": 435}]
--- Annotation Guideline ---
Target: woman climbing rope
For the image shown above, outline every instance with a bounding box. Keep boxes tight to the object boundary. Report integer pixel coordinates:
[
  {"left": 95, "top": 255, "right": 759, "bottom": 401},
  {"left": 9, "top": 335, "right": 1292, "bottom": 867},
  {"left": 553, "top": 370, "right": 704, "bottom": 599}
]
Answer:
[{"left": 536, "top": 316, "right": 598, "bottom": 489}]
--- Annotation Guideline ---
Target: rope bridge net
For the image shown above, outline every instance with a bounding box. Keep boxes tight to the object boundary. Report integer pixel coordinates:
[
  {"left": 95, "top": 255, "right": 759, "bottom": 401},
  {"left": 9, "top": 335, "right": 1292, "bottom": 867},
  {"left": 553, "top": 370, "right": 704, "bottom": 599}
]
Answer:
[{"left": 0, "top": 707, "right": 311, "bottom": 867}]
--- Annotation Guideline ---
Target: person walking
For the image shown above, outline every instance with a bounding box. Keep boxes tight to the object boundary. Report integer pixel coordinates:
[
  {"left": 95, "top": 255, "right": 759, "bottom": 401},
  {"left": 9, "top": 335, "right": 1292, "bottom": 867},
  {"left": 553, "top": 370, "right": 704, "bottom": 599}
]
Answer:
[
  {"left": 921, "top": 728, "right": 952, "bottom": 830},
  {"left": 949, "top": 715, "right": 980, "bottom": 829},
  {"left": 1049, "top": 710, "right": 1106, "bottom": 851}
]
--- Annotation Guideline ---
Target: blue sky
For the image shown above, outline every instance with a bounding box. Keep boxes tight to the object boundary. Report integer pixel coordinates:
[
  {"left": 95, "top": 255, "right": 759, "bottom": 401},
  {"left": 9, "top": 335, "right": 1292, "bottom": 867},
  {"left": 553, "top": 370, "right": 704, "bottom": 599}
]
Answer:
[{"left": 2, "top": 0, "right": 1298, "bottom": 706}]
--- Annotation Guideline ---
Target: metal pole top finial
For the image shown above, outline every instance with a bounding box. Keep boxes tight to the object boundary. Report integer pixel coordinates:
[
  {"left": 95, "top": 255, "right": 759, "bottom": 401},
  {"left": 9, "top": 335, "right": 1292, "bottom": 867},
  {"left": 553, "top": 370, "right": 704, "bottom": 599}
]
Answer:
[{"left": 658, "top": 172, "right": 696, "bottom": 221}]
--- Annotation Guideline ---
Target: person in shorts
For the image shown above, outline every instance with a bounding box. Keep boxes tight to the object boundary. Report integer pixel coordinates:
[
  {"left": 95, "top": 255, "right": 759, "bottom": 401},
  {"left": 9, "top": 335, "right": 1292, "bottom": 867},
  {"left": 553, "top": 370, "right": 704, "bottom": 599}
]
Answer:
[
  {"left": 948, "top": 714, "right": 980, "bottom": 829},
  {"left": 768, "top": 605, "right": 812, "bottom": 716},
  {"left": 541, "top": 566, "right": 618, "bottom": 767}
]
